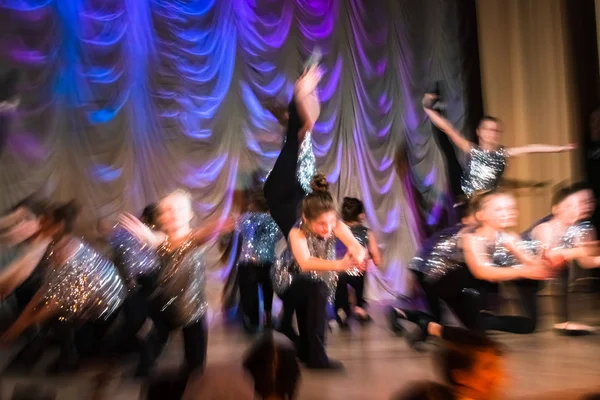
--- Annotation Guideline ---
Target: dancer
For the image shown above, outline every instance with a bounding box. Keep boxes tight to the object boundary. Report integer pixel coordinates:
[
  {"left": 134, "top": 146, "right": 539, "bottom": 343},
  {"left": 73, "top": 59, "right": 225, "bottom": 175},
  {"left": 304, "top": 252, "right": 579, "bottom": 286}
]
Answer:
[
  {"left": 529, "top": 183, "right": 600, "bottom": 335},
  {"left": 271, "top": 174, "right": 365, "bottom": 370},
  {"left": 263, "top": 63, "right": 366, "bottom": 340},
  {"left": 235, "top": 188, "right": 282, "bottom": 334},
  {"left": 119, "top": 189, "right": 235, "bottom": 378},
  {"left": 390, "top": 190, "right": 552, "bottom": 349},
  {"left": 1, "top": 201, "right": 130, "bottom": 372},
  {"left": 333, "top": 197, "right": 381, "bottom": 327},
  {"left": 422, "top": 94, "right": 575, "bottom": 199}
]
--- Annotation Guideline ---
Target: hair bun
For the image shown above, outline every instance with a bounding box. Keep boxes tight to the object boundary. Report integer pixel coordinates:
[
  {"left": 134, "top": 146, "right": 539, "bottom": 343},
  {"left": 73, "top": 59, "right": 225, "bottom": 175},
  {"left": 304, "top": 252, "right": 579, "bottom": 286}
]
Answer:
[{"left": 310, "top": 173, "right": 329, "bottom": 193}]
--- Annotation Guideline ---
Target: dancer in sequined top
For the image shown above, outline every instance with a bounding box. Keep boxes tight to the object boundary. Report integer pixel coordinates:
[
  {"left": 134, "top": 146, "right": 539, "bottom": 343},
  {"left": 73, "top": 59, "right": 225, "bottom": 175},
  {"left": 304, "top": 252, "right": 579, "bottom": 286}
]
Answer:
[
  {"left": 119, "top": 189, "right": 235, "bottom": 378},
  {"left": 235, "top": 188, "right": 282, "bottom": 334},
  {"left": 530, "top": 183, "right": 600, "bottom": 335},
  {"left": 390, "top": 191, "right": 552, "bottom": 350},
  {"left": 333, "top": 197, "right": 382, "bottom": 327},
  {"left": 422, "top": 94, "right": 575, "bottom": 199},
  {"left": 271, "top": 174, "right": 364, "bottom": 370}
]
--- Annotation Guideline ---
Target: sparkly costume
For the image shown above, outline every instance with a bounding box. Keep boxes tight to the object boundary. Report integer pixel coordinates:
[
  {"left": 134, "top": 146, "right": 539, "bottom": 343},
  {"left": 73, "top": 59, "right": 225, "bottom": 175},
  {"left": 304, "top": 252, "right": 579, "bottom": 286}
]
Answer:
[
  {"left": 236, "top": 212, "right": 282, "bottom": 331},
  {"left": 110, "top": 227, "right": 160, "bottom": 287},
  {"left": 237, "top": 213, "right": 283, "bottom": 264},
  {"left": 155, "top": 237, "right": 208, "bottom": 327},
  {"left": 271, "top": 222, "right": 338, "bottom": 302},
  {"left": 41, "top": 239, "right": 126, "bottom": 322},
  {"left": 395, "top": 227, "right": 539, "bottom": 336},
  {"left": 297, "top": 131, "right": 317, "bottom": 195},
  {"left": 461, "top": 145, "right": 508, "bottom": 197}
]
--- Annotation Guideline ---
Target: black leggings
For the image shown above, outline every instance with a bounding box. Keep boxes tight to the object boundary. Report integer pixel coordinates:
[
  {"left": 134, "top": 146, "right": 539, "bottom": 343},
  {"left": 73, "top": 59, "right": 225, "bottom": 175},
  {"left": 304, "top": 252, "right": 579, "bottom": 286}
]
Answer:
[
  {"left": 280, "top": 276, "right": 329, "bottom": 367},
  {"left": 238, "top": 262, "right": 274, "bottom": 329},
  {"left": 404, "top": 270, "right": 538, "bottom": 334},
  {"left": 334, "top": 273, "right": 366, "bottom": 316}
]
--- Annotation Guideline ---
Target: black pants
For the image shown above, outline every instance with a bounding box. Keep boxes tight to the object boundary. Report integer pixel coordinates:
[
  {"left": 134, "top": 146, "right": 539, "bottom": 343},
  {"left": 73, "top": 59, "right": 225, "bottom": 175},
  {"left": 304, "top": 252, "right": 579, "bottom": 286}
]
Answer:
[
  {"left": 334, "top": 273, "right": 365, "bottom": 316},
  {"left": 553, "top": 268, "right": 570, "bottom": 323},
  {"left": 406, "top": 270, "right": 538, "bottom": 334},
  {"left": 147, "top": 300, "right": 208, "bottom": 374},
  {"left": 238, "top": 262, "right": 274, "bottom": 329},
  {"left": 279, "top": 276, "right": 329, "bottom": 367}
]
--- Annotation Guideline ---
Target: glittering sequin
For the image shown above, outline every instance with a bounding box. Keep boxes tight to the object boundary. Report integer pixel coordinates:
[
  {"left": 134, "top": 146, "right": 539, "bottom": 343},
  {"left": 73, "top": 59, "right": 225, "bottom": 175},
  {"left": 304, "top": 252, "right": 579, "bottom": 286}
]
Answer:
[
  {"left": 41, "top": 239, "right": 126, "bottom": 322},
  {"left": 461, "top": 145, "right": 508, "bottom": 197},
  {"left": 156, "top": 237, "right": 208, "bottom": 327},
  {"left": 563, "top": 221, "right": 595, "bottom": 249},
  {"left": 271, "top": 222, "right": 338, "bottom": 301},
  {"left": 236, "top": 212, "right": 283, "bottom": 264},
  {"left": 410, "top": 225, "right": 466, "bottom": 284},
  {"left": 297, "top": 131, "right": 317, "bottom": 195},
  {"left": 337, "top": 225, "right": 369, "bottom": 277},
  {"left": 110, "top": 227, "right": 160, "bottom": 287},
  {"left": 492, "top": 232, "right": 540, "bottom": 267}
]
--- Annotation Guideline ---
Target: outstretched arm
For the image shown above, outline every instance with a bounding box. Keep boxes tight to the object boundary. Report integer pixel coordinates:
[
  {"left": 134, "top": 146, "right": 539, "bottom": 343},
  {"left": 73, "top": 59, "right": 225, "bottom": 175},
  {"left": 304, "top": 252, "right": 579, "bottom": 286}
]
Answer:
[
  {"left": 422, "top": 94, "right": 472, "bottom": 154},
  {"left": 295, "top": 65, "right": 322, "bottom": 137},
  {"left": 119, "top": 213, "right": 166, "bottom": 248},
  {"left": 506, "top": 143, "right": 576, "bottom": 157},
  {"left": 191, "top": 216, "right": 236, "bottom": 246}
]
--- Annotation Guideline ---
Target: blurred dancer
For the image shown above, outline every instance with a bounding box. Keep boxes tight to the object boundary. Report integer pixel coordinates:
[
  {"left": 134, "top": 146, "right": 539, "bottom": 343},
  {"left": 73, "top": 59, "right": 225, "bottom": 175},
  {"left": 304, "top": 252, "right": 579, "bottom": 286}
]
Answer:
[
  {"left": 235, "top": 189, "right": 282, "bottom": 334},
  {"left": 389, "top": 190, "right": 552, "bottom": 349},
  {"left": 422, "top": 94, "right": 575, "bottom": 199},
  {"left": 333, "top": 197, "right": 382, "bottom": 327},
  {"left": 120, "top": 190, "right": 235, "bottom": 378}
]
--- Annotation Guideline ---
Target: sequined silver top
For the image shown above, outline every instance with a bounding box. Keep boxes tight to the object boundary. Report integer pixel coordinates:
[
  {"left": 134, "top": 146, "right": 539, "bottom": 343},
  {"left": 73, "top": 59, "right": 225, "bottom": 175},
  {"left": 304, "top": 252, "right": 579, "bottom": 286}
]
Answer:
[
  {"left": 409, "top": 226, "right": 466, "bottom": 284},
  {"left": 41, "top": 238, "right": 126, "bottom": 322},
  {"left": 110, "top": 227, "right": 160, "bottom": 286},
  {"left": 461, "top": 145, "right": 508, "bottom": 197},
  {"left": 155, "top": 237, "right": 208, "bottom": 327},
  {"left": 297, "top": 131, "right": 317, "bottom": 195},
  {"left": 338, "top": 224, "right": 369, "bottom": 277},
  {"left": 271, "top": 223, "right": 338, "bottom": 301},
  {"left": 236, "top": 212, "right": 283, "bottom": 264},
  {"left": 492, "top": 232, "right": 540, "bottom": 267},
  {"left": 563, "top": 221, "right": 595, "bottom": 249}
]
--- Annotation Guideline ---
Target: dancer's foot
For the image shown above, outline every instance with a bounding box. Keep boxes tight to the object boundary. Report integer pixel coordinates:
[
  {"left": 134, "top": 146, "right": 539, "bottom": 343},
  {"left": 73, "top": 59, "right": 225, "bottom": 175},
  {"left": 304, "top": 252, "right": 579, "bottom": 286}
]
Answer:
[
  {"left": 354, "top": 307, "right": 372, "bottom": 325},
  {"left": 554, "top": 322, "right": 595, "bottom": 336},
  {"left": 386, "top": 306, "right": 405, "bottom": 336},
  {"left": 336, "top": 310, "right": 350, "bottom": 330},
  {"left": 306, "top": 358, "right": 345, "bottom": 372}
]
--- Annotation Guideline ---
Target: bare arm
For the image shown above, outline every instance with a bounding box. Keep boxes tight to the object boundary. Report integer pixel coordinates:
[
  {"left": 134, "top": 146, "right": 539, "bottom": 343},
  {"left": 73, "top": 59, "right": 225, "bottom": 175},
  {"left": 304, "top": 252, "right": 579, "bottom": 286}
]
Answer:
[
  {"left": 0, "top": 238, "right": 50, "bottom": 298},
  {"left": 422, "top": 95, "right": 471, "bottom": 153},
  {"left": 534, "top": 223, "right": 600, "bottom": 268},
  {"left": 0, "top": 208, "right": 26, "bottom": 231},
  {"left": 191, "top": 216, "right": 236, "bottom": 246},
  {"left": 463, "top": 234, "right": 544, "bottom": 282},
  {"left": 295, "top": 66, "right": 322, "bottom": 136},
  {"left": 119, "top": 213, "right": 165, "bottom": 248},
  {"left": 290, "top": 228, "right": 349, "bottom": 272},
  {"left": 367, "top": 231, "right": 382, "bottom": 267},
  {"left": 506, "top": 144, "right": 575, "bottom": 157}
]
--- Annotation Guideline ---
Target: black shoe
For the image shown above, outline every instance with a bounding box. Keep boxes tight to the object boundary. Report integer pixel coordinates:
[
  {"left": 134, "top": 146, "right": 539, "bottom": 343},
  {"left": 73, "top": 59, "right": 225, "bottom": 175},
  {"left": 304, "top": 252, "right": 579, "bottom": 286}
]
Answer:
[
  {"left": 387, "top": 306, "right": 404, "bottom": 336},
  {"left": 306, "top": 358, "right": 345, "bottom": 371}
]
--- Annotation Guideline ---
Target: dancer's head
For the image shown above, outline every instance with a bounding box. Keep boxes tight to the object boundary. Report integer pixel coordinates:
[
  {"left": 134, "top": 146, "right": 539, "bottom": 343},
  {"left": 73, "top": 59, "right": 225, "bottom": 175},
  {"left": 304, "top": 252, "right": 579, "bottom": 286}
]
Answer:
[
  {"left": 341, "top": 197, "right": 364, "bottom": 224},
  {"left": 301, "top": 174, "right": 337, "bottom": 239},
  {"left": 476, "top": 116, "right": 502, "bottom": 148},
  {"left": 45, "top": 200, "right": 81, "bottom": 239},
  {"left": 243, "top": 331, "right": 301, "bottom": 400},
  {"left": 470, "top": 190, "right": 518, "bottom": 230},
  {"left": 570, "top": 182, "right": 596, "bottom": 222},
  {"left": 157, "top": 189, "right": 194, "bottom": 236},
  {"left": 436, "top": 329, "right": 504, "bottom": 400},
  {"left": 140, "top": 203, "right": 158, "bottom": 228},
  {"left": 248, "top": 189, "right": 269, "bottom": 213},
  {"left": 551, "top": 183, "right": 577, "bottom": 224}
]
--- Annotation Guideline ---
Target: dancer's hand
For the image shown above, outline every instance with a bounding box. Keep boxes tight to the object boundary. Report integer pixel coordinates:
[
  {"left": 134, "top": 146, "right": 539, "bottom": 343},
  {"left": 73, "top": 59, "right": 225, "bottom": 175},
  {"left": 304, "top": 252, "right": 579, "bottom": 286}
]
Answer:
[
  {"left": 561, "top": 143, "right": 577, "bottom": 151},
  {"left": 119, "top": 213, "right": 156, "bottom": 246},
  {"left": 295, "top": 64, "right": 322, "bottom": 99},
  {"left": 0, "top": 218, "right": 41, "bottom": 246},
  {"left": 422, "top": 93, "right": 438, "bottom": 110},
  {"left": 348, "top": 244, "right": 367, "bottom": 266},
  {"left": 541, "top": 249, "right": 567, "bottom": 269},
  {"left": 338, "top": 254, "right": 354, "bottom": 271}
]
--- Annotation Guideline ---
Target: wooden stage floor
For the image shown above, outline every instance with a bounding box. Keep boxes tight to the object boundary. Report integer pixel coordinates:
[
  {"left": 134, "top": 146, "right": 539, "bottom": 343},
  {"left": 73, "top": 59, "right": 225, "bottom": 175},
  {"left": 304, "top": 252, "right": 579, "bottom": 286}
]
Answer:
[{"left": 1, "top": 294, "right": 600, "bottom": 399}]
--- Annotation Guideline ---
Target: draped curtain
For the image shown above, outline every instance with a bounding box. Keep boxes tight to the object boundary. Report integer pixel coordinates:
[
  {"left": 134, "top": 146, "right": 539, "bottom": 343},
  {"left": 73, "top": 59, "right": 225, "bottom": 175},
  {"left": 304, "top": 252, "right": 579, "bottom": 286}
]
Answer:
[{"left": 0, "top": 0, "right": 480, "bottom": 299}]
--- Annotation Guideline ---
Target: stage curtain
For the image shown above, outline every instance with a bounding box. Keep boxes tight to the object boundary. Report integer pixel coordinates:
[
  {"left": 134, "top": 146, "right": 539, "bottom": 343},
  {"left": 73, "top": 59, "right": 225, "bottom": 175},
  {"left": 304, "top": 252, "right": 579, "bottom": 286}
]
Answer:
[
  {"left": 476, "top": 0, "right": 581, "bottom": 230},
  {"left": 0, "top": 0, "right": 481, "bottom": 300}
]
